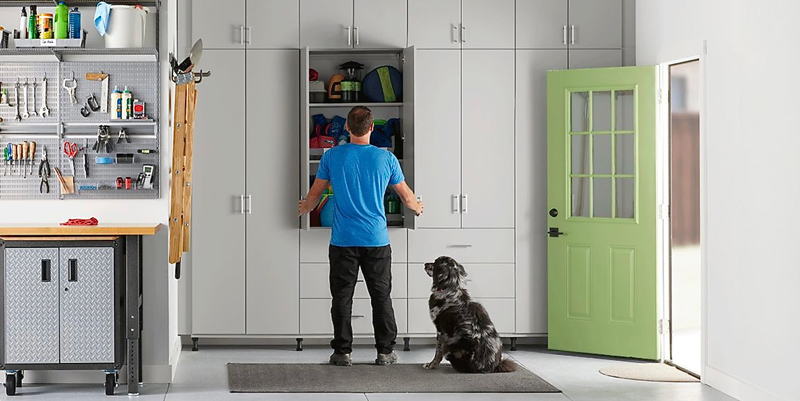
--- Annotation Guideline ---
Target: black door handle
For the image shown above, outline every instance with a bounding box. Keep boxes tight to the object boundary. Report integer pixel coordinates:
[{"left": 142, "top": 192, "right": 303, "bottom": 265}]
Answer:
[
  {"left": 548, "top": 227, "right": 564, "bottom": 238},
  {"left": 41, "top": 259, "right": 52, "bottom": 282},
  {"left": 68, "top": 259, "right": 78, "bottom": 282},
  {"left": 549, "top": 208, "right": 558, "bottom": 217}
]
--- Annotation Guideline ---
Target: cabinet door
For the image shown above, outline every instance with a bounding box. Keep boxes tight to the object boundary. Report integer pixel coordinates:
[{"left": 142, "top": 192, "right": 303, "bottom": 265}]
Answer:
[
  {"left": 3, "top": 248, "right": 60, "bottom": 364},
  {"left": 407, "top": 0, "right": 461, "bottom": 49},
  {"left": 300, "top": 0, "right": 354, "bottom": 49},
  {"left": 402, "top": 46, "right": 417, "bottom": 229},
  {"left": 59, "top": 247, "right": 115, "bottom": 364},
  {"left": 191, "top": 50, "right": 247, "bottom": 335},
  {"left": 191, "top": 0, "right": 246, "bottom": 49},
  {"left": 353, "top": 0, "right": 406, "bottom": 49},
  {"left": 568, "top": 49, "right": 622, "bottom": 69},
  {"left": 246, "top": 50, "right": 300, "bottom": 335},
  {"left": 461, "top": 0, "right": 515, "bottom": 49},
  {"left": 515, "top": 50, "right": 567, "bottom": 334},
  {"left": 516, "top": 0, "right": 568, "bottom": 49},
  {"left": 246, "top": 0, "right": 300, "bottom": 49},
  {"left": 461, "top": 50, "right": 515, "bottom": 228},
  {"left": 413, "top": 50, "right": 462, "bottom": 228},
  {"left": 568, "top": 0, "right": 622, "bottom": 49}
]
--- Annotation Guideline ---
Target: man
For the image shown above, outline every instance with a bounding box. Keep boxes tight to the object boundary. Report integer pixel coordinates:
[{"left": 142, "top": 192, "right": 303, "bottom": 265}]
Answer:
[{"left": 299, "top": 106, "right": 424, "bottom": 366}]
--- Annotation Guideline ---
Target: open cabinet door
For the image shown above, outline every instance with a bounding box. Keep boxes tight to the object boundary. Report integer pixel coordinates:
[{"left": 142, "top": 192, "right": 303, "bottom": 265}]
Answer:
[
  {"left": 300, "top": 47, "right": 310, "bottom": 230},
  {"left": 547, "top": 66, "right": 658, "bottom": 360},
  {"left": 402, "top": 46, "right": 417, "bottom": 230}
]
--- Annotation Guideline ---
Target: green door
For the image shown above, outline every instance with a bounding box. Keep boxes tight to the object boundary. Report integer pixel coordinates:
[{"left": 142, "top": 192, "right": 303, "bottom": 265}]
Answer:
[{"left": 547, "top": 66, "right": 658, "bottom": 360}]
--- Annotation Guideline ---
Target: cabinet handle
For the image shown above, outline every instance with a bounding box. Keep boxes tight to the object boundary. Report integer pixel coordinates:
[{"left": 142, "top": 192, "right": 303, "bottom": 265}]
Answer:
[
  {"left": 570, "top": 25, "right": 576, "bottom": 45},
  {"left": 563, "top": 25, "right": 567, "bottom": 45},
  {"left": 240, "top": 26, "right": 245, "bottom": 45},
  {"left": 351, "top": 314, "right": 365, "bottom": 318},
  {"left": 354, "top": 26, "right": 360, "bottom": 46},
  {"left": 245, "top": 26, "right": 252, "bottom": 45},
  {"left": 451, "top": 24, "right": 458, "bottom": 43},
  {"left": 68, "top": 259, "right": 78, "bottom": 282},
  {"left": 240, "top": 194, "right": 246, "bottom": 215},
  {"left": 461, "top": 25, "right": 466, "bottom": 43},
  {"left": 452, "top": 194, "right": 460, "bottom": 213},
  {"left": 41, "top": 259, "right": 51, "bottom": 282},
  {"left": 246, "top": 195, "right": 253, "bottom": 214},
  {"left": 346, "top": 26, "right": 352, "bottom": 46},
  {"left": 448, "top": 244, "right": 473, "bottom": 248},
  {"left": 461, "top": 194, "right": 468, "bottom": 213}
]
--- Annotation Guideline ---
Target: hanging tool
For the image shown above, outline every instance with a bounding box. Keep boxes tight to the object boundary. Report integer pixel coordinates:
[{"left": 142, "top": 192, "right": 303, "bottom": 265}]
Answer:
[
  {"left": 38, "top": 147, "right": 50, "bottom": 193},
  {"left": 39, "top": 76, "right": 49, "bottom": 117},
  {"left": 92, "top": 125, "right": 112, "bottom": 153},
  {"left": 85, "top": 72, "right": 109, "bottom": 113},
  {"left": 29, "top": 141, "right": 36, "bottom": 176},
  {"left": 21, "top": 141, "right": 28, "bottom": 178},
  {"left": 21, "top": 78, "right": 29, "bottom": 119},
  {"left": 63, "top": 141, "right": 79, "bottom": 176},
  {"left": 4, "top": 144, "right": 10, "bottom": 176},
  {"left": 14, "top": 144, "right": 21, "bottom": 176},
  {"left": 117, "top": 128, "right": 130, "bottom": 143},
  {"left": 87, "top": 93, "right": 100, "bottom": 111},
  {"left": 1, "top": 144, "right": 6, "bottom": 176},
  {"left": 30, "top": 79, "right": 38, "bottom": 117},
  {"left": 14, "top": 79, "right": 21, "bottom": 122},
  {"left": 63, "top": 72, "right": 77, "bottom": 105}
]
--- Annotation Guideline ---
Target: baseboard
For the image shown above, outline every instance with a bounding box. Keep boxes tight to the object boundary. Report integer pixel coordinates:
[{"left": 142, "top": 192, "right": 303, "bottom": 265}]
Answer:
[
  {"left": 704, "top": 365, "right": 791, "bottom": 401},
  {"left": 169, "top": 336, "right": 182, "bottom": 380},
  {"left": 21, "top": 364, "right": 173, "bottom": 384},
  {"left": 180, "top": 335, "right": 546, "bottom": 348}
]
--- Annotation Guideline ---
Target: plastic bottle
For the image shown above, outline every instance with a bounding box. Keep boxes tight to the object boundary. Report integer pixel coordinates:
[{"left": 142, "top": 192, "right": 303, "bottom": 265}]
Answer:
[
  {"left": 28, "top": 5, "right": 38, "bottom": 40},
  {"left": 68, "top": 7, "right": 81, "bottom": 39},
  {"left": 122, "top": 86, "right": 132, "bottom": 119},
  {"left": 110, "top": 86, "right": 122, "bottom": 120},
  {"left": 54, "top": 2, "right": 68, "bottom": 39},
  {"left": 18, "top": 7, "right": 27, "bottom": 40}
]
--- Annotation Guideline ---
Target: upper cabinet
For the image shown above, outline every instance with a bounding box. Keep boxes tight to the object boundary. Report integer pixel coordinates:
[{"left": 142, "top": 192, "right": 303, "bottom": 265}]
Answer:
[
  {"left": 408, "top": 0, "right": 514, "bottom": 49},
  {"left": 189, "top": 0, "right": 299, "bottom": 49},
  {"left": 516, "top": 0, "right": 622, "bottom": 50},
  {"left": 300, "top": 0, "right": 407, "bottom": 49}
]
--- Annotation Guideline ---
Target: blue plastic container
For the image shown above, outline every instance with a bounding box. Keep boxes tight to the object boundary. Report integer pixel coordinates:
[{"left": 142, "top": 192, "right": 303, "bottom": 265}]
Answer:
[{"left": 68, "top": 8, "right": 81, "bottom": 39}]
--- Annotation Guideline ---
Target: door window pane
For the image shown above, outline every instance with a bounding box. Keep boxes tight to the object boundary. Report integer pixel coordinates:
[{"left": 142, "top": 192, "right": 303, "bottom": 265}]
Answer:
[
  {"left": 592, "top": 91, "right": 612, "bottom": 132},
  {"left": 572, "top": 177, "right": 590, "bottom": 217},
  {"left": 593, "top": 134, "right": 612, "bottom": 175},
  {"left": 593, "top": 177, "right": 612, "bottom": 217},
  {"left": 615, "top": 90, "right": 635, "bottom": 131},
  {"left": 572, "top": 135, "right": 590, "bottom": 174},
  {"left": 571, "top": 92, "right": 589, "bottom": 132},
  {"left": 615, "top": 134, "right": 635, "bottom": 175},
  {"left": 616, "top": 178, "right": 635, "bottom": 218}
]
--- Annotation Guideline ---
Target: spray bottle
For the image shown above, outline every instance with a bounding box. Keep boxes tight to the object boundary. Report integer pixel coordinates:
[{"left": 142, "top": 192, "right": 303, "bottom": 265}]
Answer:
[{"left": 28, "top": 5, "right": 37, "bottom": 40}]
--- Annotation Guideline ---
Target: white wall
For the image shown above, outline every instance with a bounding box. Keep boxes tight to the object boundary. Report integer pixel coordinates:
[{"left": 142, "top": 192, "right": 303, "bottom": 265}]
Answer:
[
  {"left": 0, "top": 0, "right": 179, "bottom": 383},
  {"left": 638, "top": 2, "right": 800, "bottom": 401}
]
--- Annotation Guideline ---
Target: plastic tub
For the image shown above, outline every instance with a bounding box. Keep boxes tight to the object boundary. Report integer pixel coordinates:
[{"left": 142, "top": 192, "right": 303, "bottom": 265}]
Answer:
[{"left": 104, "top": 5, "right": 149, "bottom": 48}]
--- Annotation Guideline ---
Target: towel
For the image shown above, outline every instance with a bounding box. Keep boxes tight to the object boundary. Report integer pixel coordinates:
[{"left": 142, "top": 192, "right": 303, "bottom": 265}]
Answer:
[{"left": 94, "top": 2, "right": 111, "bottom": 36}]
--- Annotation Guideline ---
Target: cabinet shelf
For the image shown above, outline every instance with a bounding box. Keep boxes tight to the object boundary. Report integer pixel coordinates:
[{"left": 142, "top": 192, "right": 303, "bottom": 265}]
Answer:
[
  {"left": 0, "top": 48, "right": 159, "bottom": 63},
  {"left": 310, "top": 102, "right": 404, "bottom": 108}
]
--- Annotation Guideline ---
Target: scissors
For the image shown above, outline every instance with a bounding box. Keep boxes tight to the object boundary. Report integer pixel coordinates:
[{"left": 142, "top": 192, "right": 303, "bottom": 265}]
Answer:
[{"left": 63, "top": 141, "right": 79, "bottom": 176}]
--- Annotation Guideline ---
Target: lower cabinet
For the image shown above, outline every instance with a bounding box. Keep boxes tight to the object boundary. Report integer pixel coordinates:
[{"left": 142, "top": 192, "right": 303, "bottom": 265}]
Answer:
[{"left": 300, "top": 299, "right": 408, "bottom": 335}]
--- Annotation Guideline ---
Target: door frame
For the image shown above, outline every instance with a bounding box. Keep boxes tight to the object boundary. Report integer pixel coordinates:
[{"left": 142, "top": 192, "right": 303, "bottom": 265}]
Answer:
[{"left": 656, "top": 55, "right": 707, "bottom": 380}]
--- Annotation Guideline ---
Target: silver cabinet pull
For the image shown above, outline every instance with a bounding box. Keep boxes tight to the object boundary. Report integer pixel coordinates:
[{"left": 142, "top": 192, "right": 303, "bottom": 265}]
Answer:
[
  {"left": 461, "top": 24, "right": 466, "bottom": 43},
  {"left": 351, "top": 314, "right": 365, "bottom": 318},
  {"left": 239, "top": 26, "right": 245, "bottom": 45},
  {"left": 354, "top": 26, "right": 360, "bottom": 46},
  {"left": 246, "top": 195, "right": 252, "bottom": 214},
  {"left": 448, "top": 244, "right": 473, "bottom": 248},
  {"left": 245, "top": 26, "right": 251, "bottom": 44},
  {"left": 563, "top": 25, "right": 567, "bottom": 45},
  {"left": 346, "top": 26, "right": 352, "bottom": 46},
  {"left": 451, "top": 24, "right": 459, "bottom": 43},
  {"left": 356, "top": 279, "right": 365, "bottom": 283},
  {"left": 461, "top": 194, "right": 468, "bottom": 213},
  {"left": 240, "top": 194, "right": 245, "bottom": 214},
  {"left": 452, "top": 194, "right": 460, "bottom": 213},
  {"left": 570, "top": 25, "right": 575, "bottom": 45}
]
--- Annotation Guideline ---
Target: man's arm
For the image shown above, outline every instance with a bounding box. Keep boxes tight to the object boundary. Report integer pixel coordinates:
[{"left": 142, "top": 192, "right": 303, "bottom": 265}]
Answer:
[
  {"left": 392, "top": 181, "right": 424, "bottom": 216},
  {"left": 298, "top": 178, "right": 329, "bottom": 216}
]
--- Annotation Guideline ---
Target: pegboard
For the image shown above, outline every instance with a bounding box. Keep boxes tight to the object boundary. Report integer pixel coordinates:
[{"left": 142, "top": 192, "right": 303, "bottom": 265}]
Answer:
[
  {"left": 0, "top": 63, "right": 60, "bottom": 124},
  {"left": 0, "top": 134, "right": 61, "bottom": 199}
]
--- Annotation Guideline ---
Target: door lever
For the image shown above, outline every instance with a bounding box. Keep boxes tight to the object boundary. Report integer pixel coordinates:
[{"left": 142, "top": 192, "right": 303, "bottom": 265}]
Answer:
[{"left": 548, "top": 227, "right": 564, "bottom": 238}]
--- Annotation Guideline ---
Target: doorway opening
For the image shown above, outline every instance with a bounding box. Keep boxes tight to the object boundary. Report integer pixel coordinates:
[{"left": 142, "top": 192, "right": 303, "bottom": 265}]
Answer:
[{"left": 666, "top": 59, "right": 701, "bottom": 376}]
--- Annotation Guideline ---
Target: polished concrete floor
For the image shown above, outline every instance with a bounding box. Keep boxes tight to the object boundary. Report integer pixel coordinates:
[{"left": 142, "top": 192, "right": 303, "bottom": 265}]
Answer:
[{"left": 1, "top": 345, "right": 738, "bottom": 400}]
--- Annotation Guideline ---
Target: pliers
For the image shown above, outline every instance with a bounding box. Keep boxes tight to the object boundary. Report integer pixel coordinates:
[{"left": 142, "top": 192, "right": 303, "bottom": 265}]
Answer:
[{"left": 38, "top": 148, "right": 51, "bottom": 193}]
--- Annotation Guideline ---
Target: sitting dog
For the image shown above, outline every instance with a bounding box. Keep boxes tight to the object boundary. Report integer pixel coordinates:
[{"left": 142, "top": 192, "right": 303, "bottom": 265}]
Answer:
[{"left": 423, "top": 256, "right": 516, "bottom": 373}]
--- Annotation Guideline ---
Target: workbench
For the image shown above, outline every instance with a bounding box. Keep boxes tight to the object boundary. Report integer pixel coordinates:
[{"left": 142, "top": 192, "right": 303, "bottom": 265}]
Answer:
[{"left": 0, "top": 224, "right": 160, "bottom": 396}]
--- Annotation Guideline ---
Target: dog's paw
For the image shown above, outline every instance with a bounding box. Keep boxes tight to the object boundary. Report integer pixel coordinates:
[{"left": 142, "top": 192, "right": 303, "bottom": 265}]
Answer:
[{"left": 423, "top": 362, "right": 438, "bottom": 370}]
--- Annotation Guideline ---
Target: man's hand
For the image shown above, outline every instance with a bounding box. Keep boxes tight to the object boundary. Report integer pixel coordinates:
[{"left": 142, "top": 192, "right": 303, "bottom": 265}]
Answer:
[
  {"left": 298, "top": 199, "right": 315, "bottom": 217},
  {"left": 412, "top": 201, "right": 424, "bottom": 216},
  {"left": 299, "top": 178, "right": 330, "bottom": 217},
  {"left": 392, "top": 181, "right": 423, "bottom": 217}
]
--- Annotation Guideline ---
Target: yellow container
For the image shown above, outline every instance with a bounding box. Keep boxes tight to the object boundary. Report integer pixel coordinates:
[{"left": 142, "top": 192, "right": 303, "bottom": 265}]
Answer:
[{"left": 38, "top": 14, "right": 54, "bottom": 39}]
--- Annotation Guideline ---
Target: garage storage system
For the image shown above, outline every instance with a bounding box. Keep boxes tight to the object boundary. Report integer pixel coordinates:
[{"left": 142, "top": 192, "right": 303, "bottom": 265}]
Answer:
[{"left": 182, "top": 0, "right": 632, "bottom": 347}]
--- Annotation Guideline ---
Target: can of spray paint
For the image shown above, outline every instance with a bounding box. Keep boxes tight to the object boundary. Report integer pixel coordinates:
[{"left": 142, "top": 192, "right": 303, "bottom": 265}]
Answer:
[
  {"left": 122, "top": 86, "right": 132, "bottom": 119},
  {"left": 68, "top": 7, "right": 81, "bottom": 39},
  {"left": 110, "top": 86, "right": 122, "bottom": 120},
  {"left": 133, "top": 99, "right": 145, "bottom": 119}
]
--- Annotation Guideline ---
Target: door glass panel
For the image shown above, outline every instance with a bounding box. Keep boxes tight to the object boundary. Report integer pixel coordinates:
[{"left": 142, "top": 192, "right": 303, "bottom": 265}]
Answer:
[
  {"left": 593, "top": 134, "right": 612, "bottom": 175},
  {"left": 615, "top": 90, "right": 635, "bottom": 131},
  {"left": 572, "top": 135, "right": 590, "bottom": 174},
  {"left": 593, "top": 177, "right": 612, "bottom": 217},
  {"left": 615, "top": 134, "right": 635, "bottom": 175},
  {"left": 572, "top": 177, "right": 590, "bottom": 217},
  {"left": 571, "top": 92, "right": 589, "bottom": 132},
  {"left": 616, "top": 178, "right": 635, "bottom": 218},
  {"left": 592, "top": 91, "right": 612, "bottom": 132}
]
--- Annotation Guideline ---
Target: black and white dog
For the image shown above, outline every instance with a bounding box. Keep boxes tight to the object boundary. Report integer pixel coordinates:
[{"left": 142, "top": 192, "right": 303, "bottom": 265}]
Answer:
[{"left": 423, "top": 256, "right": 517, "bottom": 373}]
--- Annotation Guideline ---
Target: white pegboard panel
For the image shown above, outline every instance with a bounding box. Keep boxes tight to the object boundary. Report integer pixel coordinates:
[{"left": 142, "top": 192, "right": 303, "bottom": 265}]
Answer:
[
  {"left": 0, "top": 135, "right": 61, "bottom": 199},
  {"left": 0, "top": 62, "right": 60, "bottom": 125}
]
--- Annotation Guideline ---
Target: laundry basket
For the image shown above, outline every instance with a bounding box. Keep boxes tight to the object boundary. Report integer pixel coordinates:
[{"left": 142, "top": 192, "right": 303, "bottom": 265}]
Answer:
[{"left": 104, "top": 5, "right": 149, "bottom": 48}]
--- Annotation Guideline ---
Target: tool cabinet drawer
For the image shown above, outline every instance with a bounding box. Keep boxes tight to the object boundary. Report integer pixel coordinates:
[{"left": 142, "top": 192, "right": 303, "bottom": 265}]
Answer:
[
  {"left": 300, "top": 299, "right": 408, "bottom": 335},
  {"left": 300, "top": 263, "right": 407, "bottom": 299},
  {"left": 300, "top": 229, "right": 408, "bottom": 263},
  {"left": 407, "top": 298, "right": 515, "bottom": 334},
  {"left": 407, "top": 263, "right": 515, "bottom": 299},
  {"left": 408, "top": 229, "right": 514, "bottom": 263}
]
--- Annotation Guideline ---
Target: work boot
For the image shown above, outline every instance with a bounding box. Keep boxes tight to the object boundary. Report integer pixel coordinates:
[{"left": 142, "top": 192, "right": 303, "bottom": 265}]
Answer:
[
  {"left": 375, "top": 351, "right": 397, "bottom": 366},
  {"left": 329, "top": 353, "right": 352, "bottom": 367}
]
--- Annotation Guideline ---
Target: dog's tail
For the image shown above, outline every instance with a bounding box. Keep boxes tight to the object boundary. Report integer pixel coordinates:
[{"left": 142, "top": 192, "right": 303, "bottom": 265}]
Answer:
[{"left": 494, "top": 358, "right": 518, "bottom": 373}]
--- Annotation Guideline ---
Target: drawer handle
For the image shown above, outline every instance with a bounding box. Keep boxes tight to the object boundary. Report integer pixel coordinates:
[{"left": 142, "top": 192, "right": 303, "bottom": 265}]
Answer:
[
  {"left": 41, "top": 259, "right": 52, "bottom": 282},
  {"left": 448, "top": 245, "right": 473, "bottom": 248},
  {"left": 356, "top": 279, "right": 365, "bottom": 283},
  {"left": 351, "top": 314, "right": 365, "bottom": 318},
  {"left": 68, "top": 259, "right": 78, "bottom": 282}
]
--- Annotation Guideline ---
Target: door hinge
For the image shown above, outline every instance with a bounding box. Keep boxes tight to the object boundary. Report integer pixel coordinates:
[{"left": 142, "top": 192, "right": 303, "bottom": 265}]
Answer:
[
  {"left": 658, "top": 319, "right": 671, "bottom": 334},
  {"left": 658, "top": 204, "right": 670, "bottom": 220},
  {"left": 657, "top": 89, "right": 663, "bottom": 104}
]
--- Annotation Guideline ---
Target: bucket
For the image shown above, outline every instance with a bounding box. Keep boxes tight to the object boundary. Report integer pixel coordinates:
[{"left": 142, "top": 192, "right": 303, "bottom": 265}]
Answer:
[{"left": 104, "top": 5, "right": 148, "bottom": 48}]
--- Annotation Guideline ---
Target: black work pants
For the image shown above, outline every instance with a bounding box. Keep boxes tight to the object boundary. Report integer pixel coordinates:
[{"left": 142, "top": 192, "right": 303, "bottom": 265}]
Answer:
[{"left": 329, "top": 245, "right": 397, "bottom": 355}]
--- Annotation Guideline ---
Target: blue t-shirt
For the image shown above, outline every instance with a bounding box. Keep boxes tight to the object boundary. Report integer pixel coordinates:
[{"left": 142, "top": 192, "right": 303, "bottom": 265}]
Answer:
[{"left": 316, "top": 144, "right": 405, "bottom": 247}]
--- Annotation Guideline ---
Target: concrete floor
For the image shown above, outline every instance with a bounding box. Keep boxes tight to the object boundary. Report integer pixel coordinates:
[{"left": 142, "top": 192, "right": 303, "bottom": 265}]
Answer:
[{"left": 1, "top": 345, "right": 737, "bottom": 400}]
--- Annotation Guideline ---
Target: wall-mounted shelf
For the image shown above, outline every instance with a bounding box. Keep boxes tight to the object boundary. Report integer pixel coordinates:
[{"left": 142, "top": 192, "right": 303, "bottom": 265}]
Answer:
[{"left": 0, "top": 48, "right": 159, "bottom": 63}]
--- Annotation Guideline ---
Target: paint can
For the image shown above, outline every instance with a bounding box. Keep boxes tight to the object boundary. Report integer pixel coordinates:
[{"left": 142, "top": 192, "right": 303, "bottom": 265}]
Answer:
[{"left": 133, "top": 99, "right": 145, "bottom": 119}]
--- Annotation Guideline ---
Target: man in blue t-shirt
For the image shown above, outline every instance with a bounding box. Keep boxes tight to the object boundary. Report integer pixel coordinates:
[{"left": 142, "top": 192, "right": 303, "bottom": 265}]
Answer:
[{"left": 299, "top": 106, "right": 423, "bottom": 367}]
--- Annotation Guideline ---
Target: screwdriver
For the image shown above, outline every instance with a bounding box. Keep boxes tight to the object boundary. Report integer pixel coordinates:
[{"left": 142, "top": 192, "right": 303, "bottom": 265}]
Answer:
[
  {"left": 12, "top": 144, "right": 18, "bottom": 176},
  {"left": 21, "top": 141, "right": 28, "bottom": 178},
  {"left": 29, "top": 141, "right": 36, "bottom": 176}
]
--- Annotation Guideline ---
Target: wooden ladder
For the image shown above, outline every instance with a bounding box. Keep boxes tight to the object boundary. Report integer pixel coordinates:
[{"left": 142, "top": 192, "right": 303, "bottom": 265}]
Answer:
[{"left": 168, "top": 79, "right": 197, "bottom": 277}]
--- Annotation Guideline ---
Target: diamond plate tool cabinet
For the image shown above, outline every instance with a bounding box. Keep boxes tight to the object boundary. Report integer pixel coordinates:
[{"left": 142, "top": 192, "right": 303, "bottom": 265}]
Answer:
[{"left": 0, "top": 238, "right": 126, "bottom": 396}]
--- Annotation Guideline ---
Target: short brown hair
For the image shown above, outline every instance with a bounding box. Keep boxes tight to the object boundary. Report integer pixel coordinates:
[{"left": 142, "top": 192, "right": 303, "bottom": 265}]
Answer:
[{"left": 347, "top": 106, "right": 373, "bottom": 137}]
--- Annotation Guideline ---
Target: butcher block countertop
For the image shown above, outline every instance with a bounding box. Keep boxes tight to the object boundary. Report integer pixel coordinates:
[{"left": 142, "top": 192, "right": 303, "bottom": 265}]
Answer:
[{"left": 0, "top": 223, "right": 162, "bottom": 236}]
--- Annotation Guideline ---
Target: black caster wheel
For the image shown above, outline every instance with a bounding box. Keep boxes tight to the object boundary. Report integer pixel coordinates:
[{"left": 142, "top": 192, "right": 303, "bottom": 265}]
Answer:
[
  {"left": 296, "top": 338, "right": 304, "bottom": 351},
  {"left": 105, "top": 372, "right": 116, "bottom": 396},
  {"left": 403, "top": 337, "right": 411, "bottom": 352},
  {"left": 14, "top": 371, "right": 22, "bottom": 388},
  {"left": 191, "top": 337, "right": 199, "bottom": 352},
  {"left": 5, "top": 373, "right": 16, "bottom": 396}
]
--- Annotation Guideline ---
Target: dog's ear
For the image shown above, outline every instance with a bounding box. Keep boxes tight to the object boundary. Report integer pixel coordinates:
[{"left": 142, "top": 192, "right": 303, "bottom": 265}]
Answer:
[{"left": 457, "top": 263, "right": 467, "bottom": 278}]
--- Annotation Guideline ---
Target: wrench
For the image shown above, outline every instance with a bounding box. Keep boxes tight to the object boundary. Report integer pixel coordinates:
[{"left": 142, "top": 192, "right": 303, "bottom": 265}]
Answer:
[
  {"left": 30, "top": 79, "right": 38, "bottom": 117},
  {"left": 40, "top": 77, "right": 50, "bottom": 117},
  {"left": 21, "top": 78, "right": 29, "bottom": 119},
  {"left": 14, "top": 80, "right": 21, "bottom": 122}
]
